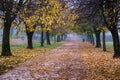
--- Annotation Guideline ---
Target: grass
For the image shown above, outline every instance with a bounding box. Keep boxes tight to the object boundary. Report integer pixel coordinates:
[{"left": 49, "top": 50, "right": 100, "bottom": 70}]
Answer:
[
  {"left": 101, "top": 41, "right": 113, "bottom": 51},
  {"left": 106, "top": 42, "right": 113, "bottom": 49},
  {"left": 0, "top": 42, "right": 63, "bottom": 75},
  {"left": 0, "top": 42, "right": 62, "bottom": 50}
]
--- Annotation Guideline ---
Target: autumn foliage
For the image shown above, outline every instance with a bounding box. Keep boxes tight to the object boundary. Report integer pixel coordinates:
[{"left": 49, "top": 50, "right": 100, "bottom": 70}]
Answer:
[{"left": 80, "top": 42, "right": 120, "bottom": 79}]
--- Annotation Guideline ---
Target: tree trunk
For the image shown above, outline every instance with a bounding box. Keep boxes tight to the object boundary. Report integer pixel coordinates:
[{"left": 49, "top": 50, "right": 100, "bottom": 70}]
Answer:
[
  {"left": 91, "top": 34, "right": 95, "bottom": 45},
  {"left": 110, "top": 28, "right": 120, "bottom": 58},
  {"left": 54, "top": 36, "right": 57, "bottom": 43},
  {"left": 61, "top": 34, "right": 64, "bottom": 41},
  {"left": 57, "top": 35, "right": 60, "bottom": 42},
  {"left": 64, "top": 34, "right": 67, "bottom": 41},
  {"left": 94, "top": 29, "right": 101, "bottom": 48},
  {"left": 87, "top": 33, "right": 91, "bottom": 43},
  {"left": 1, "top": 20, "right": 12, "bottom": 56},
  {"left": 26, "top": 31, "right": 34, "bottom": 49},
  {"left": 103, "top": 31, "right": 106, "bottom": 51},
  {"left": 46, "top": 31, "right": 51, "bottom": 45},
  {"left": 89, "top": 34, "right": 94, "bottom": 45},
  {"left": 41, "top": 30, "right": 44, "bottom": 47}
]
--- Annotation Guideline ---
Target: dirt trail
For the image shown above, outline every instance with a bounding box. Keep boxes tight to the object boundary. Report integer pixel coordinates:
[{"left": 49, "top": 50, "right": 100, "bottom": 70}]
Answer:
[{"left": 0, "top": 34, "right": 88, "bottom": 80}]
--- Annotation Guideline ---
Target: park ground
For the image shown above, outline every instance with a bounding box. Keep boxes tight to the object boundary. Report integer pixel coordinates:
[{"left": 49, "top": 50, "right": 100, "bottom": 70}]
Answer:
[{"left": 0, "top": 35, "right": 120, "bottom": 80}]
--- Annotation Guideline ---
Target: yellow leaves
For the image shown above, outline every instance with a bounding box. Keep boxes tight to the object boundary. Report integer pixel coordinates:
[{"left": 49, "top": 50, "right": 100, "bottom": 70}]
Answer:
[
  {"left": 104, "top": 9, "right": 109, "bottom": 16},
  {"left": 39, "top": 27, "right": 51, "bottom": 32},
  {"left": 43, "top": 27, "right": 47, "bottom": 32},
  {"left": 101, "top": 26, "right": 107, "bottom": 32},
  {"left": 46, "top": 27, "right": 51, "bottom": 31},
  {"left": 0, "top": 45, "right": 59, "bottom": 74},
  {"left": 21, "top": 0, "right": 77, "bottom": 33},
  {"left": 37, "top": 0, "right": 61, "bottom": 27},
  {"left": 80, "top": 42, "right": 120, "bottom": 80},
  {"left": 26, "top": 19, "right": 31, "bottom": 25},
  {"left": 0, "top": 41, "right": 62, "bottom": 74},
  {"left": 25, "top": 15, "right": 39, "bottom": 32},
  {"left": 57, "top": 32, "right": 61, "bottom": 36}
]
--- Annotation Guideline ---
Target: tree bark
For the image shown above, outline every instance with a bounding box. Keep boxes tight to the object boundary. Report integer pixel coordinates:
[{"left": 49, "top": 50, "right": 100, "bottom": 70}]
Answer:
[
  {"left": 64, "top": 34, "right": 67, "bottom": 41},
  {"left": 94, "top": 29, "right": 101, "bottom": 48},
  {"left": 110, "top": 28, "right": 120, "bottom": 58},
  {"left": 91, "top": 34, "right": 95, "bottom": 45},
  {"left": 102, "top": 31, "right": 106, "bottom": 51},
  {"left": 61, "top": 34, "right": 64, "bottom": 41},
  {"left": 87, "top": 34, "right": 90, "bottom": 42},
  {"left": 26, "top": 31, "right": 34, "bottom": 49},
  {"left": 57, "top": 35, "right": 61, "bottom": 42},
  {"left": 87, "top": 33, "right": 92, "bottom": 43},
  {"left": 46, "top": 30, "right": 51, "bottom": 45},
  {"left": 41, "top": 29, "right": 44, "bottom": 47},
  {"left": 1, "top": 19, "right": 12, "bottom": 56},
  {"left": 89, "top": 34, "right": 94, "bottom": 45},
  {"left": 54, "top": 36, "right": 57, "bottom": 43}
]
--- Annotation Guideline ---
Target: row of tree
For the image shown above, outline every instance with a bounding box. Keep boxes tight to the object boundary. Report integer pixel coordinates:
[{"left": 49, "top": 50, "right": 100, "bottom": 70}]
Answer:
[
  {"left": 68, "top": 0, "right": 120, "bottom": 58},
  {"left": 1, "top": 0, "right": 119, "bottom": 58},
  {"left": 0, "top": 0, "right": 77, "bottom": 56}
]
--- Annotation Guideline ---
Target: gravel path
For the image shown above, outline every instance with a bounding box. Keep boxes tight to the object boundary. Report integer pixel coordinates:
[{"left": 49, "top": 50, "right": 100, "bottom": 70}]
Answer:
[{"left": 0, "top": 35, "right": 88, "bottom": 80}]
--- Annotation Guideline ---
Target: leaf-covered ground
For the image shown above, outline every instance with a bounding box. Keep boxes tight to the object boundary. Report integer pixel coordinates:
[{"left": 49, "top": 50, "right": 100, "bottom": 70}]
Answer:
[
  {"left": 0, "top": 40, "right": 120, "bottom": 79},
  {"left": 0, "top": 42, "right": 62, "bottom": 75},
  {"left": 80, "top": 42, "right": 120, "bottom": 80}
]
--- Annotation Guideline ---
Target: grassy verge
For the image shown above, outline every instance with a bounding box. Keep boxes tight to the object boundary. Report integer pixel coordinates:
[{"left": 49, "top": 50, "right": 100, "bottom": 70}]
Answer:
[
  {"left": 0, "top": 42, "right": 62, "bottom": 50},
  {"left": 106, "top": 42, "right": 113, "bottom": 49},
  {"left": 0, "top": 42, "right": 63, "bottom": 75},
  {"left": 101, "top": 42, "right": 113, "bottom": 50}
]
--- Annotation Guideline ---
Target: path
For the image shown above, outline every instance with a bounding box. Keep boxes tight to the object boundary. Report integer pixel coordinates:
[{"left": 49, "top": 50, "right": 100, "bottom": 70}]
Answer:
[{"left": 0, "top": 34, "right": 88, "bottom": 80}]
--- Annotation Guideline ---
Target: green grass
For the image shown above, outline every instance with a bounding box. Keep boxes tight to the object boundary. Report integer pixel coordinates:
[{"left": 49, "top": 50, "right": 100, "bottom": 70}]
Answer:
[
  {"left": 95, "top": 42, "right": 113, "bottom": 50},
  {"left": 105, "top": 42, "right": 113, "bottom": 49},
  {"left": 0, "top": 42, "right": 62, "bottom": 50}
]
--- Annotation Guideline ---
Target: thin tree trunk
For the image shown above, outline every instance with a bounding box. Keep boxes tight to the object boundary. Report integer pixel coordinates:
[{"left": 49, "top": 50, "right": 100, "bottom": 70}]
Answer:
[
  {"left": 87, "top": 33, "right": 92, "bottom": 43},
  {"left": 57, "top": 35, "right": 60, "bottom": 42},
  {"left": 54, "top": 35, "right": 57, "bottom": 43},
  {"left": 25, "top": 25, "right": 36, "bottom": 49},
  {"left": 91, "top": 34, "right": 95, "bottom": 45},
  {"left": 26, "top": 31, "right": 34, "bottom": 49},
  {"left": 87, "top": 34, "right": 90, "bottom": 42},
  {"left": 103, "top": 31, "right": 106, "bottom": 51},
  {"left": 89, "top": 34, "right": 94, "bottom": 45},
  {"left": 62, "top": 34, "right": 65, "bottom": 41},
  {"left": 1, "top": 19, "right": 12, "bottom": 56},
  {"left": 46, "top": 30, "right": 51, "bottom": 45},
  {"left": 90, "top": 35, "right": 93, "bottom": 44},
  {"left": 41, "top": 29, "right": 44, "bottom": 47},
  {"left": 94, "top": 30, "right": 101, "bottom": 48},
  {"left": 61, "top": 34, "right": 64, "bottom": 41},
  {"left": 64, "top": 34, "right": 67, "bottom": 41}
]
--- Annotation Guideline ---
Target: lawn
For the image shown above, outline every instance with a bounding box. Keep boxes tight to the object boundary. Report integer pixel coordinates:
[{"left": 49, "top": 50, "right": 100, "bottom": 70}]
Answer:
[
  {"left": 105, "top": 42, "right": 113, "bottom": 49},
  {"left": 0, "top": 42, "right": 63, "bottom": 75},
  {"left": 0, "top": 41, "right": 62, "bottom": 50},
  {"left": 92, "top": 41, "right": 113, "bottom": 50}
]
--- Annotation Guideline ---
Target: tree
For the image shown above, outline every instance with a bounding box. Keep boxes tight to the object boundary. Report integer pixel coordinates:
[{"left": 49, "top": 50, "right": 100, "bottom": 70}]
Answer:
[
  {"left": 100, "top": 0, "right": 120, "bottom": 58},
  {"left": 101, "top": 27, "right": 107, "bottom": 51},
  {"left": 69, "top": 0, "right": 120, "bottom": 58},
  {"left": 46, "top": 27, "right": 51, "bottom": 45},
  {"left": 37, "top": 0, "right": 63, "bottom": 46},
  {"left": 37, "top": 0, "right": 77, "bottom": 45},
  {"left": 20, "top": 12, "right": 38, "bottom": 49},
  {"left": 0, "top": 0, "right": 29, "bottom": 56}
]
